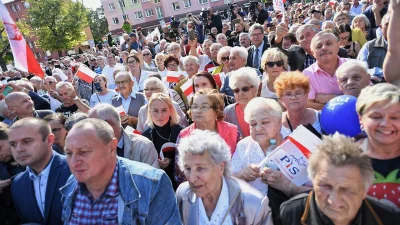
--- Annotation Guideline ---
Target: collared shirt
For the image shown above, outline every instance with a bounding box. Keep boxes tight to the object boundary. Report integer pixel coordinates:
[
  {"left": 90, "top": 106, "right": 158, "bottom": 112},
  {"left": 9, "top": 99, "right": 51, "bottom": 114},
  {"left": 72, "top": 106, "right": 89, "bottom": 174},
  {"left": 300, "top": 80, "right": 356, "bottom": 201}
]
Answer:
[
  {"left": 350, "top": 4, "right": 364, "bottom": 15},
  {"left": 303, "top": 53, "right": 316, "bottom": 71},
  {"left": 303, "top": 57, "right": 348, "bottom": 99},
  {"left": 28, "top": 153, "right": 55, "bottom": 217},
  {"left": 252, "top": 41, "right": 264, "bottom": 69},
  {"left": 69, "top": 162, "right": 119, "bottom": 225},
  {"left": 118, "top": 91, "right": 137, "bottom": 113},
  {"left": 102, "top": 63, "right": 125, "bottom": 89},
  {"left": 129, "top": 70, "right": 150, "bottom": 92}
]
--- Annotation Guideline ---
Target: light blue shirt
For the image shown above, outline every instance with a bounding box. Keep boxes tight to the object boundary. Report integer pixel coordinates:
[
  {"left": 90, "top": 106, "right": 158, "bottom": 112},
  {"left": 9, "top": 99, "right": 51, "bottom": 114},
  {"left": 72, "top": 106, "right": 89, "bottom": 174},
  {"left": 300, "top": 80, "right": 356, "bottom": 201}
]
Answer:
[
  {"left": 118, "top": 91, "right": 137, "bottom": 113},
  {"left": 252, "top": 41, "right": 264, "bottom": 68},
  {"left": 117, "top": 133, "right": 124, "bottom": 148},
  {"left": 350, "top": 4, "right": 364, "bottom": 15},
  {"left": 28, "top": 153, "right": 55, "bottom": 217}
]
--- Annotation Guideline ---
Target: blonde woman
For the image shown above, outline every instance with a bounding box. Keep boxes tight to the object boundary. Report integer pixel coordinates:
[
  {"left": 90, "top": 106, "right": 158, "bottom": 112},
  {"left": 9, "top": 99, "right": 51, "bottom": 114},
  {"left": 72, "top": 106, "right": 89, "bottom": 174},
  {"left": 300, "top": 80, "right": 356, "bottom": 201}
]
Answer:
[{"left": 142, "top": 93, "right": 184, "bottom": 190}]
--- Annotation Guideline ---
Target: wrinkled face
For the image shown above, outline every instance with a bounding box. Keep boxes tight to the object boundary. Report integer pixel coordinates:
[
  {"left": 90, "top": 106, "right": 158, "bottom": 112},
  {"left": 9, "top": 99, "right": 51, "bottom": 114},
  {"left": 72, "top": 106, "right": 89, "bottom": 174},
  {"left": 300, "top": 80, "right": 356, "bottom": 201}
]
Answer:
[
  {"left": 314, "top": 161, "right": 366, "bottom": 225},
  {"left": 298, "top": 28, "right": 316, "bottom": 52},
  {"left": 353, "top": 18, "right": 366, "bottom": 30},
  {"left": 239, "top": 36, "right": 251, "bottom": 48},
  {"left": 166, "top": 60, "right": 179, "bottom": 72},
  {"left": 232, "top": 79, "right": 257, "bottom": 107},
  {"left": 334, "top": 15, "right": 349, "bottom": 26},
  {"left": 155, "top": 56, "right": 164, "bottom": 68},
  {"left": 311, "top": 33, "right": 340, "bottom": 63},
  {"left": 322, "top": 22, "right": 335, "bottom": 31},
  {"left": 220, "top": 51, "right": 230, "bottom": 68},
  {"left": 184, "top": 60, "right": 200, "bottom": 77},
  {"left": 143, "top": 51, "right": 152, "bottom": 62},
  {"left": 94, "top": 76, "right": 107, "bottom": 89},
  {"left": 265, "top": 55, "right": 285, "bottom": 77},
  {"left": 202, "top": 42, "right": 212, "bottom": 57},
  {"left": 169, "top": 46, "right": 181, "bottom": 59},
  {"left": 249, "top": 108, "right": 281, "bottom": 146},
  {"left": 217, "top": 36, "right": 228, "bottom": 46},
  {"left": 57, "top": 85, "right": 74, "bottom": 105},
  {"left": 0, "top": 139, "right": 12, "bottom": 163},
  {"left": 30, "top": 80, "right": 42, "bottom": 90},
  {"left": 143, "top": 82, "right": 161, "bottom": 100},
  {"left": 65, "top": 127, "right": 117, "bottom": 185},
  {"left": 12, "top": 94, "right": 35, "bottom": 116},
  {"left": 9, "top": 125, "right": 52, "bottom": 168},
  {"left": 337, "top": 66, "right": 370, "bottom": 97},
  {"left": 210, "top": 45, "right": 221, "bottom": 59},
  {"left": 49, "top": 120, "right": 67, "bottom": 147},
  {"left": 149, "top": 99, "right": 170, "bottom": 127},
  {"left": 115, "top": 74, "right": 133, "bottom": 96},
  {"left": 96, "top": 56, "right": 105, "bottom": 66},
  {"left": 182, "top": 151, "right": 224, "bottom": 198},
  {"left": 280, "top": 87, "right": 308, "bottom": 111},
  {"left": 190, "top": 95, "right": 218, "bottom": 124},
  {"left": 193, "top": 76, "right": 213, "bottom": 93},
  {"left": 360, "top": 102, "right": 400, "bottom": 146},
  {"left": 250, "top": 28, "right": 264, "bottom": 47},
  {"left": 229, "top": 52, "right": 246, "bottom": 71}
]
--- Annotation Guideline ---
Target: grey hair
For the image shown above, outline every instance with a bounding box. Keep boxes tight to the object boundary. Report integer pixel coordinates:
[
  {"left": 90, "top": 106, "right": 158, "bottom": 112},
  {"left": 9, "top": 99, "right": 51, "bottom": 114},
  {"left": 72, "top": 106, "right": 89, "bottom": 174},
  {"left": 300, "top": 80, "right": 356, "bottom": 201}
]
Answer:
[
  {"left": 30, "top": 76, "right": 43, "bottom": 83},
  {"left": 55, "top": 81, "right": 73, "bottom": 92},
  {"left": 356, "top": 83, "right": 400, "bottom": 116},
  {"left": 143, "top": 77, "right": 168, "bottom": 94},
  {"left": 239, "top": 32, "right": 250, "bottom": 39},
  {"left": 216, "top": 33, "right": 227, "bottom": 40},
  {"left": 336, "top": 60, "right": 368, "bottom": 79},
  {"left": 183, "top": 55, "right": 200, "bottom": 67},
  {"left": 249, "top": 23, "right": 264, "bottom": 34},
  {"left": 202, "top": 39, "right": 213, "bottom": 48},
  {"left": 229, "top": 67, "right": 260, "bottom": 89},
  {"left": 308, "top": 133, "right": 374, "bottom": 191},
  {"left": 230, "top": 46, "right": 248, "bottom": 60},
  {"left": 65, "top": 112, "right": 88, "bottom": 131},
  {"left": 178, "top": 129, "right": 232, "bottom": 176},
  {"left": 69, "top": 118, "right": 115, "bottom": 145},
  {"left": 244, "top": 97, "right": 282, "bottom": 123},
  {"left": 115, "top": 71, "right": 132, "bottom": 81},
  {"left": 0, "top": 100, "right": 8, "bottom": 118},
  {"left": 88, "top": 103, "right": 121, "bottom": 127},
  {"left": 217, "top": 46, "right": 232, "bottom": 65},
  {"left": 351, "top": 14, "right": 371, "bottom": 29},
  {"left": 210, "top": 43, "right": 222, "bottom": 51},
  {"left": 296, "top": 24, "right": 318, "bottom": 42}
]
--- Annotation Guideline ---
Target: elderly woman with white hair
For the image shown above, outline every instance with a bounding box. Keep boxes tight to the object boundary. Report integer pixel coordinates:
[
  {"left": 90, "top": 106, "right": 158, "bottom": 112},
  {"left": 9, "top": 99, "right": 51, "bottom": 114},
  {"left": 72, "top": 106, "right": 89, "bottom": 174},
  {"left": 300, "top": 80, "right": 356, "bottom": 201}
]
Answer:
[
  {"left": 351, "top": 14, "right": 373, "bottom": 40},
  {"left": 220, "top": 46, "right": 249, "bottom": 97},
  {"left": 260, "top": 48, "right": 289, "bottom": 99},
  {"left": 211, "top": 46, "right": 232, "bottom": 80},
  {"left": 216, "top": 33, "right": 228, "bottom": 47},
  {"left": 176, "top": 129, "right": 273, "bottom": 225},
  {"left": 175, "top": 56, "right": 201, "bottom": 108},
  {"left": 224, "top": 67, "right": 260, "bottom": 137},
  {"left": 137, "top": 77, "right": 187, "bottom": 133},
  {"left": 357, "top": 83, "right": 400, "bottom": 210},
  {"left": 205, "top": 43, "right": 222, "bottom": 72}
]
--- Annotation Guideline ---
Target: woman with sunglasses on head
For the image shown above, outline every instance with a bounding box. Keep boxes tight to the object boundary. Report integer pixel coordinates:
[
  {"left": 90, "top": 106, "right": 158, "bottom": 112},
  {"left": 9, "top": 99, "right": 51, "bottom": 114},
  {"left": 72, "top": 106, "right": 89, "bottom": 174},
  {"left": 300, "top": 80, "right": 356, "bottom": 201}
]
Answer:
[
  {"left": 224, "top": 67, "right": 260, "bottom": 138},
  {"left": 89, "top": 74, "right": 118, "bottom": 107},
  {"left": 126, "top": 54, "right": 151, "bottom": 92},
  {"left": 259, "top": 48, "right": 289, "bottom": 99}
]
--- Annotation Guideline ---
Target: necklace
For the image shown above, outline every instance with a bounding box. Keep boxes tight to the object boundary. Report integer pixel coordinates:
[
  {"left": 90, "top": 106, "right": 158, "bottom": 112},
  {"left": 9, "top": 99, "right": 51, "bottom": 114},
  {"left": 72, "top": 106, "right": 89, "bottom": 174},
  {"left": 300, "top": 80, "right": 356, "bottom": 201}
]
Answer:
[{"left": 154, "top": 128, "right": 171, "bottom": 141}]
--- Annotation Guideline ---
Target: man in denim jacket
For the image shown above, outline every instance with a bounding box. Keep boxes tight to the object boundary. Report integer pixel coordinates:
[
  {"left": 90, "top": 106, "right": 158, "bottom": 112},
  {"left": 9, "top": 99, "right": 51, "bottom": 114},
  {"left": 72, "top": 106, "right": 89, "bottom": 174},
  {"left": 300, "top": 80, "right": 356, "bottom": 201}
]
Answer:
[{"left": 60, "top": 118, "right": 182, "bottom": 225}]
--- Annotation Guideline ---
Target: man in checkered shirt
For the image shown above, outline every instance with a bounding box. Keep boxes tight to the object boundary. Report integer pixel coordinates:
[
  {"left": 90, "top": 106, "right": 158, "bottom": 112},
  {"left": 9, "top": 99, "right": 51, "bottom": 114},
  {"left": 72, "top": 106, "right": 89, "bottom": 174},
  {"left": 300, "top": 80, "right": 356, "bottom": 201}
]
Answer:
[{"left": 60, "top": 119, "right": 181, "bottom": 224}]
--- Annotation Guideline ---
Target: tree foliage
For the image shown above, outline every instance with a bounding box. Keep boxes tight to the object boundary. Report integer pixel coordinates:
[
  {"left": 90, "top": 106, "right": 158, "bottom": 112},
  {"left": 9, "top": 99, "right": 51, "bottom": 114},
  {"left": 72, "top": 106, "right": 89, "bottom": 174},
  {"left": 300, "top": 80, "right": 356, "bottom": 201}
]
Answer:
[
  {"left": 87, "top": 7, "right": 109, "bottom": 43},
  {"left": 122, "top": 20, "right": 132, "bottom": 34},
  {"left": 26, "top": 0, "right": 88, "bottom": 52}
]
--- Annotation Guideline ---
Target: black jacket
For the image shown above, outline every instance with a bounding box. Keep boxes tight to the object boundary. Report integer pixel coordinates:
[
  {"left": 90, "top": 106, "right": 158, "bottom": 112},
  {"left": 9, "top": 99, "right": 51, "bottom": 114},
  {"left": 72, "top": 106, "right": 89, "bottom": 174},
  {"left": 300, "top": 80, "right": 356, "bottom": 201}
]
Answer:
[
  {"left": 247, "top": 38, "right": 270, "bottom": 73},
  {"left": 257, "top": 9, "right": 269, "bottom": 25},
  {"left": 280, "top": 191, "right": 399, "bottom": 225}
]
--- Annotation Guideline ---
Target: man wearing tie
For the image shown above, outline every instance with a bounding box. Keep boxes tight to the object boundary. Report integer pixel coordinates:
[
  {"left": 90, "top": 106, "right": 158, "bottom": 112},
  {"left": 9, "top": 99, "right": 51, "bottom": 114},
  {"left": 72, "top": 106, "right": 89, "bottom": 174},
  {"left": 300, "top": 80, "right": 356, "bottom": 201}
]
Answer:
[{"left": 246, "top": 23, "right": 270, "bottom": 74}]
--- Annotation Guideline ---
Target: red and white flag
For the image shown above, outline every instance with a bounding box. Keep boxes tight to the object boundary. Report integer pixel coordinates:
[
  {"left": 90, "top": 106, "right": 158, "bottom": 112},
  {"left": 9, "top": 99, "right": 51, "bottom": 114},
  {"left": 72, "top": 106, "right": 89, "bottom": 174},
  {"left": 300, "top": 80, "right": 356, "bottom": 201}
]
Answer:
[
  {"left": 125, "top": 126, "right": 142, "bottom": 135},
  {"left": 0, "top": 2, "right": 44, "bottom": 77},
  {"left": 213, "top": 72, "right": 225, "bottom": 88},
  {"left": 166, "top": 71, "right": 181, "bottom": 83},
  {"left": 180, "top": 78, "right": 194, "bottom": 99},
  {"left": 75, "top": 65, "right": 97, "bottom": 83},
  {"left": 116, "top": 105, "right": 126, "bottom": 116}
]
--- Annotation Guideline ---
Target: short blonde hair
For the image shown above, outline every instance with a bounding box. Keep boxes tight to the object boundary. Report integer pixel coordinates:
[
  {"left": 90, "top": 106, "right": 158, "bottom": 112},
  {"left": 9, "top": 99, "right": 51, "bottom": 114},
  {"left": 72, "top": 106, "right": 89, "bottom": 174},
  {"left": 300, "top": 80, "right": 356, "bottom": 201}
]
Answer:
[
  {"left": 356, "top": 83, "right": 400, "bottom": 116},
  {"left": 308, "top": 133, "right": 374, "bottom": 191},
  {"left": 244, "top": 97, "right": 282, "bottom": 123},
  {"left": 217, "top": 46, "right": 232, "bottom": 65},
  {"left": 260, "top": 48, "right": 289, "bottom": 72},
  {"left": 146, "top": 93, "right": 179, "bottom": 128},
  {"left": 229, "top": 67, "right": 260, "bottom": 89},
  {"left": 274, "top": 71, "right": 310, "bottom": 98}
]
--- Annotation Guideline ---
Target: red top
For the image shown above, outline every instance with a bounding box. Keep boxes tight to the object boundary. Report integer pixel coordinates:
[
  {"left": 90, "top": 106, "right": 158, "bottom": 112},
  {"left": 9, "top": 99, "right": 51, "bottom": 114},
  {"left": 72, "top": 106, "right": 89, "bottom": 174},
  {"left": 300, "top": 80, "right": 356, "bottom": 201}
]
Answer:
[{"left": 235, "top": 104, "right": 250, "bottom": 138}]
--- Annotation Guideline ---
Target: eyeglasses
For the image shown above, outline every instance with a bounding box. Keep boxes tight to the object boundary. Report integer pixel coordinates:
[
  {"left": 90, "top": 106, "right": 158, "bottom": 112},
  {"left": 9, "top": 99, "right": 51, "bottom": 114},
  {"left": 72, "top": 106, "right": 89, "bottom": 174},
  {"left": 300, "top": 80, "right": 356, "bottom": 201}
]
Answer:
[
  {"left": 115, "top": 80, "right": 131, "bottom": 85},
  {"left": 282, "top": 92, "right": 305, "bottom": 99},
  {"left": 52, "top": 128, "right": 63, "bottom": 133},
  {"left": 167, "top": 63, "right": 178, "bottom": 68},
  {"left": 189, "top": 105, "right": 213, "bottom": 111},
  {"left": 251, "top": 33, "right": 263, "bottom": 37},
  {"left": 46, "top": 81, "right": 55, "bottom": 84},
  {"left": 340, "top": 35, "right": 350, "bottom": 41},
  {"left": 233, "top": 86, "right": 254, "bottom": 94},
  {"left": 221, "top": 56, "right": 229, "bottom": 62},
  {"left": 127, "top": 60, "right": 137, "bottom": 64},
  {"left": 144, "top": 87, "right": 160, "bottom": 92},
  {"left": 143, "top": 53, "right": 151, "bottom": 56},
  {"left": 266, "top": 61, "right": 284, "bottom": 68}
]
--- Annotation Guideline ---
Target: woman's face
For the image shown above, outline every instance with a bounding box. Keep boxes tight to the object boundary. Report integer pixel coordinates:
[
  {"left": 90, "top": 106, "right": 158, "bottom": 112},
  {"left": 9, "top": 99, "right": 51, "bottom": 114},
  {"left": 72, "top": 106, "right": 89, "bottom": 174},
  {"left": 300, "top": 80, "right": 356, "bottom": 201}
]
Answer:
[
  {"left": 233, "top": 80, "right": 257, "bottom": 107},
  {"left": 49, "top": 120, "right": 67, "bottom": 147},
  {"left": 353, "top": 18, "right": 366, "bottom": 30},
  {"left": 193, "top": 76, "right": 213, "bottom": 93},
  {"left": 339, "top": 31, "right": 351, "bottom": 46},
  {"left": 166, "top": 60, "right": 179, "bottom": 72},
  {"left": 149, "top": 99, "right": 171, "bottom": 127},
  {"left": 94, "top": 76, "right": 107, "bottom": 89},
  {"left": 265, "top": 55, "right": 285, "bottom": 78},
  {"left": 155, "top": 56, "right": 164, "bottom": 68},
  {"left": 210, "top": 46, "right": 221, "bottom": 59},
  {"left": 220, "top": 52, "right": 230, "bottom": 68},
  {"left": 144, "top": 82, "right": 161, "bottom": 99},
  {"left": 280, "top": 87, "right": 308, "bottom": 111},
  {"left": 360, "top": 102, "right": 400, "bottom": 146},
  {"left": 182, "top": 151, "right": 224, "bottom": 198},
  {"left": 335, "top": 15, "right": 349, "bottom": 26},
  {"left": 96, "top": 57, "right": 105, "bottom": 66},
  {"left": 217, "top": 36, "right": 228, "bottom": 46},
  {"left": 191, "top": 94, "right": 218, "bottom": 124},
  {"left": 169, "top": 46, "right": 181, "bottom": 59},
  {"left": 127, "top": 57, "right": 140, "bottom": 71},
  {"left": 250, "top": 108, "right": 281, "bottom": 147}
]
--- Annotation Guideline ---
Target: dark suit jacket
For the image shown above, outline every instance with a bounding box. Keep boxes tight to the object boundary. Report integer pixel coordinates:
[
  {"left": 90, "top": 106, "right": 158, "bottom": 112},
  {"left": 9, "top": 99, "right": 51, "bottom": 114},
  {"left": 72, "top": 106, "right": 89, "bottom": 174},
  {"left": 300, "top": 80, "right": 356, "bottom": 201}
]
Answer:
[
  {"left": 246, "top": 39, "right": 270, "bottom": 73},
  {"left": 11, "top": 151, "right": 71, "bottom": 225}
]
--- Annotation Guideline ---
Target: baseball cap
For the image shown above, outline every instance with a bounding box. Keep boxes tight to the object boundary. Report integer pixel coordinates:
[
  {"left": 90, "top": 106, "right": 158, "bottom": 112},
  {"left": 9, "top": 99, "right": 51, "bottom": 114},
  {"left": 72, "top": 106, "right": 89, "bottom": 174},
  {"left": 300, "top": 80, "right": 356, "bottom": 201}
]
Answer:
[{"left": 129, "top": 33, "right": 137, "bottom": 37}]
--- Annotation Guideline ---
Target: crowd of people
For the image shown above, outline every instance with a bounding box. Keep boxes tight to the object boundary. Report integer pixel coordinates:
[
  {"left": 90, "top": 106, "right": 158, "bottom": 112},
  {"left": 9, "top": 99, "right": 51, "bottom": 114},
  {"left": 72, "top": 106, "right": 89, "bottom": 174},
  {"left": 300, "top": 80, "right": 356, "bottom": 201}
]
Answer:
[{"left": 0, "top": 0, "right": 399, "bottom": 224}]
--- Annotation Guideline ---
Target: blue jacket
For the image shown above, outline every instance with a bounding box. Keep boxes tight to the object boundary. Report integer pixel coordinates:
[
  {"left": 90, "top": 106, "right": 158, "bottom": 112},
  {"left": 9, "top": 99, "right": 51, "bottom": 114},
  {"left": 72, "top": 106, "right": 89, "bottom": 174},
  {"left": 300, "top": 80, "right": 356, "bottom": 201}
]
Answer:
[
  {"left": 11, "top": 151, "right": 71, "bottom": 225},
  {"left": 60, "top": 157, "right": 182, "bottom": 225}
]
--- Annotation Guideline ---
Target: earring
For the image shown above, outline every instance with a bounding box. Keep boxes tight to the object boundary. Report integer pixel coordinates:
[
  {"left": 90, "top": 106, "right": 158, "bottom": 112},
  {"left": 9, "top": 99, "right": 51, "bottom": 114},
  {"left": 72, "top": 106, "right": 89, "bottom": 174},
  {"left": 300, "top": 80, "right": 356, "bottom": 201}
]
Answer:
[{"left": 360, "top": 124, "right": 364, "bottom": 131}]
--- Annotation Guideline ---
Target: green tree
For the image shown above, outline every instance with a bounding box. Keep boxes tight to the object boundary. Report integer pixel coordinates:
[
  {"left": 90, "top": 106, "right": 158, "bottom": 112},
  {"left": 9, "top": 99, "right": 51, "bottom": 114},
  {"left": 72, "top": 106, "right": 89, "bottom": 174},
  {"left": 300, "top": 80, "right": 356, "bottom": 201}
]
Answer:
[
  {"left": 87, "top": 7, "right": 109, "bottom": 43},
  {"left": 27, "top": 0, "right": 88, "bottom": 57},
  {"left": 122, "top": 20, "right": 132, "bottom": 34}
]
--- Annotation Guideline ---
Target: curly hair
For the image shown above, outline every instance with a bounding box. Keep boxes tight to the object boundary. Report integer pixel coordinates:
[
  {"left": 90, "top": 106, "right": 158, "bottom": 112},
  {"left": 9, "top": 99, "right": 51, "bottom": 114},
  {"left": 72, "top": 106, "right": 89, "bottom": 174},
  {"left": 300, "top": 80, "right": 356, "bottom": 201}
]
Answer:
[
  {"left": 163, "top": 54, "right": 180, "bottom": 68},
  {"left": 273, "top": 71, "right": 310, "bottom": 98}
]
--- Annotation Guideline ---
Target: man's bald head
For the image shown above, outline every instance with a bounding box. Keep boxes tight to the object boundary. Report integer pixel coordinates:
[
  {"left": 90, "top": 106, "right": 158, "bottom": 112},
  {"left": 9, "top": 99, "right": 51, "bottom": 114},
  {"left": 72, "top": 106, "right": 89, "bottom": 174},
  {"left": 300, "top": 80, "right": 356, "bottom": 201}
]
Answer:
[
  {"left": 5, "top": 92, "right": 35, "bottom": 117},
  {"left": 5, "top": 92, "right": 29, "bottom": 108}
]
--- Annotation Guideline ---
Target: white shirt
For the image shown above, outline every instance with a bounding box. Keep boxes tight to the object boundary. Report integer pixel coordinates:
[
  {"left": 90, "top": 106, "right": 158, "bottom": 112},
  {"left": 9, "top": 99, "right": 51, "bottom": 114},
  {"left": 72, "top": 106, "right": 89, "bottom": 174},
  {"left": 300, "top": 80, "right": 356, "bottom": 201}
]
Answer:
[
  {"left": 49, "top": 96, "right": 62, "bottom": 111},
  {"left": 102, "top": 63, "right": 125, "bottom": 88},
  {"left": 118, "top": 91, "right": 137, "bottom": 112},
  {"left": 198, "top": 55, "right": 212, "bottom": 71},
  {"left": 89, "top": 89, "right": 118, "bottom": 107},
  {"left": 28, "top": 154, "right": 55, "bottom": 217},
  {"left": 198, "top": 177, "right": 233, "bottom": 225},
  {"left": 260, "top": 78, "right": 277, "bottom": 99},
  {"left": 129, "top": 70, "right": 150, "bottom": 92},
  {"left": 231, "top": 136, "right": 269, "bottom": 195}
]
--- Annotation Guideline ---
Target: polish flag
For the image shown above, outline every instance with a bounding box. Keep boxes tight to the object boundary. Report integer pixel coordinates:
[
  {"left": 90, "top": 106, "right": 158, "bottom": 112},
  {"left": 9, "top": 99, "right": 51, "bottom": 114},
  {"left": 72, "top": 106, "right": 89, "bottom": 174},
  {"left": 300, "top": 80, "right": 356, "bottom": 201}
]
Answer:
[
  {"left": 116, "top": 105, "right": 126, "bottom": 116},
  {"left": 328, "top": 0, "right": 337, "bottom": 6},
  {"left": 125, "top": 126, "right": 142, "bottom": 135},
  {"left": 180, "top": 78, "right": 194, "bottom": 99},
  {"left": 207, "top": 66, "right": 217, "bottom": 73},
  {"left": 213, "top": 72, "right": 225, "bottom": 89},
  {"left": 0, "top": 2, "right": 44, "bottom": 77},
  {"left": 166, "top": 71, "right": 181, "bottom": 83},
  {"left": 75, "top": 65, "right": 97, "bottom": 83}
]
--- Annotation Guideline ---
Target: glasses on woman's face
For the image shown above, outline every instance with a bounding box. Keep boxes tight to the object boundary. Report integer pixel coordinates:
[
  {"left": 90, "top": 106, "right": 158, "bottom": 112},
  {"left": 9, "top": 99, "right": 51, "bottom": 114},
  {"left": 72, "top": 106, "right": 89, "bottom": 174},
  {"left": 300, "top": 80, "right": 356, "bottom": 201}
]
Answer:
[
  {"left": 282, "top": 91, "right": 305, "bottom": 99},
  {"left": 167, "top": 63, "right": 178, "bottom": 69},
  {"left": 189, "top": 105, "right": 213, "bottom": 111},
  {"left": 127, "top": 60, "right": 138, "bottom": 65},
  {"left": 266, "top": 61, "right": 284, "bottom": 68},
  {"left": 233, "top": 86, "right": 254, "bottom": 94},
  {"left": 340, "top": 35, "right": 350, "bottom": 41},
  {"left": 221, "top": 56, "right": 229, "bottom": 62}
]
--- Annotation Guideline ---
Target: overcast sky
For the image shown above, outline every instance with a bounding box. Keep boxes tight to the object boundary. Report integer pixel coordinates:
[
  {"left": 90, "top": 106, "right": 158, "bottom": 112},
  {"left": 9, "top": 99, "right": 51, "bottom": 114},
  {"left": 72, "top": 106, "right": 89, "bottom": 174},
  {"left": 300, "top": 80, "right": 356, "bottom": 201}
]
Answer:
[{"left": 2, "top": 0, "right": 103, "bottom": 9}]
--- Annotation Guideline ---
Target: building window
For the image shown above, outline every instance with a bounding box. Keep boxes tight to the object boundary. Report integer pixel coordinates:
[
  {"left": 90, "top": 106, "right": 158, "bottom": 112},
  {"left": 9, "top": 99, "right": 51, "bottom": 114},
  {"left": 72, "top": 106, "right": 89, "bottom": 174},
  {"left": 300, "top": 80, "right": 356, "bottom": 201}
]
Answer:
[
  {"left": 156, "top": 7, "right": 163, "bottom": 19},
  {"left": 172, "top": 2, "right": 180, "bottom": 10},
  {"left": 144, "top": 9, "right": 154, "bottom": 17},
  {"left": 118, "top": 0, "right": 126, "bottom": 8},
  {"left": 112, "top": 17, "right": 119, "bottom": 24},
  {"left": 134, "top": 11, "right": 144, "bottom": 19},
  {"left": 142, "top": 0, "right": 150, "bottom": 2},
  {"left": 108, "top": 3, "right": 116, "bottom": 11},
  {"left": 131, "top": 0, "right": 139, "bottom": 4},
  {"left": 183, "top": 0, "right": 191, "bottom": 8},
  {"left": 15, "top": 4, "right": 20, "bottom": 11},
  {"left": 123, "top": 15, "right": 129, "bottom": 21},
  {"left": 199, "top": 0, "right": 208, "bottom": 4},
  {"left": 11, "top": 5, "right": 16, "bottom": 12},
  {"left": 224, "top": 0, "right": 231, "bottom": 3},
  {"left": 154, "top": 0, "right": 161, "bottom": 3},
  {"left": 23, "top": 2, "right": 30, "bottom": 8}
]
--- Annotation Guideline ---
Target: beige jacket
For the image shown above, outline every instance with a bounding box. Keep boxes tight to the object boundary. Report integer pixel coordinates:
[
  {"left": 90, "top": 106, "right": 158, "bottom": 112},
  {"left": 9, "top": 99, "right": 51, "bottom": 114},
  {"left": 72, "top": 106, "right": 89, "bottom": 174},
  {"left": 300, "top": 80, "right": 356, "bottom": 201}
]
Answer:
[
  {"left": 176, "top": 176, "right": 273, "bottom": 225},
  {"left": 122, "top": 129, "right": 159, "bottom": 168}
]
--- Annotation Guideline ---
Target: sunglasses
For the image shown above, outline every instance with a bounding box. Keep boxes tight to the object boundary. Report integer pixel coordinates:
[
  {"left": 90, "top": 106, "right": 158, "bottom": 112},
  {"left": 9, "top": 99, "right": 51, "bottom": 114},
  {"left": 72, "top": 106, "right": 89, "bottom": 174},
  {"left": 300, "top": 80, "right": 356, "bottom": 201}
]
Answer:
[
  {"left": 266, "top": 61, "right": 284, "bottom": 68},
  {"left": 233, "top": 86, "right": 254, "bottom": 94},
  {"left": 143, "top": 53, "right": 151, "bottom": 56},
  {"left": 221, "top": 56, "right": 229, "bottom": 61}
]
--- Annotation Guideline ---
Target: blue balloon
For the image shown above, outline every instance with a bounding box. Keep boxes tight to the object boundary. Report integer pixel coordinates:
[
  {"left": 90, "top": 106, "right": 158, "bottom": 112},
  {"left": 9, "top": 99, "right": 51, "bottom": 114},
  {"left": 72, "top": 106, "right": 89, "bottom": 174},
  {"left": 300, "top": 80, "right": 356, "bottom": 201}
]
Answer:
[{"left": 320, "top": 95, "right": 361, "bottom": 137}]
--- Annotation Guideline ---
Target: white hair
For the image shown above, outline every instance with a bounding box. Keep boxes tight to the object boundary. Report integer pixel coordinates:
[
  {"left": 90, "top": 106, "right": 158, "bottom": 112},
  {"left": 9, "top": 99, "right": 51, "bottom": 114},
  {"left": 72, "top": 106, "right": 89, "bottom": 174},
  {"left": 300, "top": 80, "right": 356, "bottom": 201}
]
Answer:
[
  {"left": 351, "top": 14, "right": 371, "bottom": 29},
  {"left": 230, "top": 46, "right": 248, "bottom": 60},
  {"left": 239, "top": 32, "right": 250, "bottom": 39},
  {"left": 248, "top": 23, "right": 264, "bottom": 34},
  {"left": 55, "top": 81, "right": 73, "bottom": 91},
  {"left": 88, "top": 103, "right": 121, "bottom": 127},
  {"left": 143, "top": 77, "right": 168, "bottom": 94},
  {"left": 336, "top": 60, "right": 368, "bottom": 79},
  {"left": 216, "top": 33, "right": 227, "bottom": 40},
  {"left": 217, "top": 46, "right": 232, "bottom": 64},
  {"left": 30, "top": 76, "right": 43, "bottom": 83},
  {"left": 178, "top": 129, "right": 232, "bottom": 176},
  {"left": 183, "top": 55, "right": 200, "bottom": 67},
  {"left": 229, "top": 67, "right": 260, "bottom": 89},
  {"left": 244, "top": 97, "right": 282, "bottom": 123}
]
